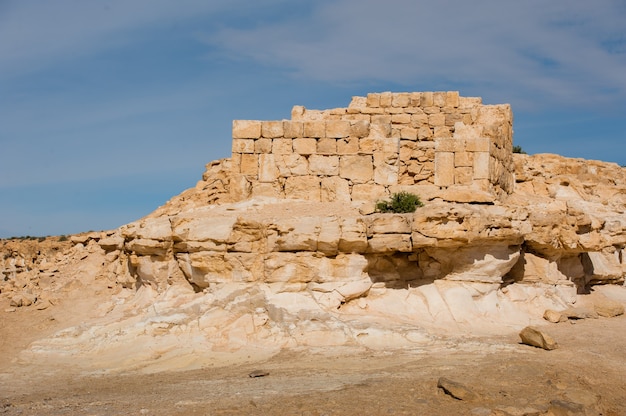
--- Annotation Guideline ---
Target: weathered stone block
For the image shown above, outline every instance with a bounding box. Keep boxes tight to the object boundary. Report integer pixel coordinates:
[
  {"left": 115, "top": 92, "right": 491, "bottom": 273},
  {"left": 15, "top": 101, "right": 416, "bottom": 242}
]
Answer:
[
  {"left": 392, "top": 93, "right": 411, "bottom": 108},
  {"left": 380, "top": 92, "right": 392, "bottom": 107},
  {"left": 240, "top": 153, "right": 258, "bottom": 176},
  {"left": 272, "top": 138, "right": 293, "bottom": 154},
  {"left": 368, "top": 234, "right": 412, "bottom": 253},
  {"left": 284, "top": 176, "right": 321, "bottom": 200},
  {"left": 400, "top": 127, "right": 418, "bottom": 140},
  {"left": 433, "top": 91, "right": 447, "bottom": 107},
  {"left": 232, "top": 138, "right": 255, "bottom": 154},
  {"left": 321, "top": 177, "right": 351, "bottom": 202},
  {"left": 454, "top": 166, "right": 473, "bottom": 185},
  {"left": 428, "top": 113, "right": 446, "bottom": 127},
  {"left": 366, "top": 93, "right": 380, "bottom": 108},
  {"left": 283, "top": 121, "right": 304, "bottom": 138},
  {"left": 455, "top": 151, "right": 474, "bottom": 167},
  {"left": 254, "top": 138, "right": 272, "bottom": 153},
  {"left": 309, "top": 155, "right": 339, "bottom": 176},
  {"left": 350, "top": 120, "right": 370, "bottom": 137},
  {"left": 251, "top": 182, "right": 282, "bottom": 198},
  {"left": 340, "top": 155, "right": 374, "bottom": 183},
  {"left": 262, "top": 121, "right": 284, "bottom": 138},
  {"left": 258, "top": 154, "right": 279, "bottom": 182},
  {"left": 336, "top": 137, "right": 359, "bottom": 154},
  {"left": 293, "top": 138, "right": 317, "bottom": 155},
  {"left": 391, "top": 113, "right": 411, "bottom": 124},
  {"left": 434, "top": 152, "right": 455, "bottom": 186},
  {"left": 317, "top": 138, "right": 337, "bottom": 154},
  {"left": 326, "top": 120, "right": 351, "bottom": 138},
  {"left": 446, "top": 91, "right": 460, "bottom": 107},
  {"left": 435, "top": 137, "right": 464, "bottom": 152},
  {"left": 232, "top": 120, "right": 261, "bottom": 139},
  {"left": 421, "top": 92, "right": 434, "bottom": 107},
  {"left": 373, "top": 153, "right": 399, "bottom": 185},
  {"left": 465, "top": 137, "right": 490, "bottom": 152},
  {"left": 351, "top": 184, "right": 386, "bottom": 201},
  {"left": 276, "top": 153, "right": 309, "bottom": 176},
  {"left": 473, "top": 152, "right": 490, "bottom": 179},
  {"left": 304, "top": 121, "right": 326, "bottom": 138}
]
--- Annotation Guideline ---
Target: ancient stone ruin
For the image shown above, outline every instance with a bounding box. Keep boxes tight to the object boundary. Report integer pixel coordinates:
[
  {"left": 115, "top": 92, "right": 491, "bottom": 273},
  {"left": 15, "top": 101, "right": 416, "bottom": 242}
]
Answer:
[
  {"left": 230, "top": 91, "right": 514, "bottom": 204},
  {"left": 1, "top": 91, "right": 625, "bottom": 375}
]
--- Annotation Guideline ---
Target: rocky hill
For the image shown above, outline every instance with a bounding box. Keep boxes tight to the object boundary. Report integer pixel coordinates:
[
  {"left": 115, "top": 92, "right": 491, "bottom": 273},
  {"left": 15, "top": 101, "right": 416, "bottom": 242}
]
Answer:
[{"left": 1, "top": 92, "right": 625, "bottom": 376}]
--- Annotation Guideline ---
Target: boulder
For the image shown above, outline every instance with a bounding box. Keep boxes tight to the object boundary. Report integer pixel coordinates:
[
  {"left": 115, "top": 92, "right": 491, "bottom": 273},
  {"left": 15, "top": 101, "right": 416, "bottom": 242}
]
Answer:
[{"left": 519, "top": 326, "right": 558, "bottom": 350}]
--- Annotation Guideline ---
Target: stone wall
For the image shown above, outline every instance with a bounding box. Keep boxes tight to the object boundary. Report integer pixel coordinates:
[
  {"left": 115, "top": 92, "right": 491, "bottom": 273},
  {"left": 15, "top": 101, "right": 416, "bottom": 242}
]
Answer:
[{"left": 230, "top": 92, "right": 514, "bottom": 204}]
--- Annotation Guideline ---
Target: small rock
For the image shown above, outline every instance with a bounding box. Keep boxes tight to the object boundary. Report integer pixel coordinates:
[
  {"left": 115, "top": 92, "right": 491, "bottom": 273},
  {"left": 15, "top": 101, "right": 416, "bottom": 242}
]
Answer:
[
  {"left": 9, "top": 292, "right": 37, "bottom": 308},
  {"left": 563, "top": 307, "right": 598, "bottom": 320},
  {"left": 248, "top": 370, "right": 269, "bottom": 378},
  {"left": 544, "top": 309, "right": 567, "bottom": 323},
  {"left": 519, "top": 326, "right": 558, "bottom": 350},
  {"left": 437, "top": 377, "right": 477, "bottom": 401},
  {"left": 593, "top": 298, "right": 624, "bottom": 317},
  {"left": 547, "top": 399, "right": 585, "bottom": 415}
]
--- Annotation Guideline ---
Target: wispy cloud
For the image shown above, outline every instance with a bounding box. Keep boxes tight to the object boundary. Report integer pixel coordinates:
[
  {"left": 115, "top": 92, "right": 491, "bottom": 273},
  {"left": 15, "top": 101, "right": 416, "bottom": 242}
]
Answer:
[{"left": 205, "top": 0, "right": 626, "bottom": 109}]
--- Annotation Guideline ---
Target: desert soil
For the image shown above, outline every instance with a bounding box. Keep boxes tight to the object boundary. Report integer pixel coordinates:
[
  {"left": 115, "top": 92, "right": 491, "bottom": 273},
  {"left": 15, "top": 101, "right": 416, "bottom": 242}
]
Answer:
[{"left": 1, "top": 285, "right": 625, "bottom": 416}]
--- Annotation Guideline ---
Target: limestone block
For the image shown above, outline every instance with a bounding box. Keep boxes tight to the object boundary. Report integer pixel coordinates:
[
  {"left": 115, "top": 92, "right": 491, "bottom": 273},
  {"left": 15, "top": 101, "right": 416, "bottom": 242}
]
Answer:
[
  {"left": 435, "top": 137, "right": 464, "bottom": 152},
  {"left": 284, "top": 176, "right": 321, "bottom": 201},
  {"left": 251, "top": 182, "right": 282, "bottom": 199},
  {"left": 318, "top": 217, "right": 341, "bottom": 255},
  {"left": 359, "top": 137, "right": 376, "bottom": 153},
  {"left": 317, "top": 138, "right": 337, "bottom": 154},
  {"left": 350, "top": 120, "right": 370, "bottom": 137},
  {"left": 258, "top": 154, "right": 280, "bottom": 182},
  {"left": 454, "top": 167, "right": 473, "bottom": 185},
  {"left": 433, "top": 92, "right": 446, "bottom": 107},
  {"left": 262, "top": 121, "right": 284, "bottom": 138},
  {"left": 434, "top": 152, "right": 455, "bottom": 186},
  {"left": 373, "top": 152, "right": 399, "bottom": 185},
  {"left": 446, "top": 91, "right": 460, "bottom": 107},
  {"left": 348, "top": 95, "right": 367, "bottom": 110},
  {"left": 254, "top": 138, "right": 272, "bottom": 153},
  {"left": 380, "top": 92, "right": 392, "bottom": 107},
  {"left": 371, "top": 114, "right": 392, "bottom": 125},
  {"left": 272, "top": 138, "right": 293, "bottom": 154},
  {"left": 273, "top": 217, "right": 321, "bottom": 252},
  {"left": 473, "top": 152, "right": 490, "bottom": 179},
  {"left": 428, "top": 113, "right": 446, "bottom": 127},
  {"left": 336, "top": 137, "right": 359, "bottom": 154},
  {"left": 232, "top": 120, "right": 261, "bottom": 139},
  {"left": 304, "top": 121, "right": 326, "bottom": 138},
  {"left": 185, "top": 252, "right": 261, "bottom": 286},
  {"left": 455, "top": 151, "right": 474, "bottom": 167},
  {"left": 338, "top": 218, "right": 368, "bottom": 252},
  {"left": 366, "top": 214, "right": 412, "bottom": 235},
  {"left": 283, "top": 121, "right": 304, "bottom": 138},
  {"left": 367, "top": 234, "right": 412, "bottom": 253},
  {"left": 293, "top": 138, "right": 317, "bottom": 155},
  {"left": 339, "top": 155, "right": 374, "bottom": 184},
  {"left": 429, "top": 245, "right": 520, "bottom": 283},
  {"left": 366, "top": 93, "right": 380, "bottom": 108},
  {"left": 171, "top": 215, "right": 237, "bottom": 243},
  {"left": 391, "top": 93, "right": 410, "bottom": 107},
  {"left": 123, "top": 217, "right": 172, "bottom": 240},
  {"left": 321, "top": 176, "right": 351, "bottom": 202},
  {"left": 276, "top": 153, "right": 309, "bottom": 176},
  {"left": 391, "top": 114, "right": 411, "bottom": 124},
  {"left": 351, "top": 184, "right": 387, "bottom": 201},
  {"left": 465, "top": 137, "right": 490, "bottom": 152},
  {"left": 232, "top": 138, "right": 255, "bottom": 154},
  {"left": 309, "top": 155, "right": 339, "bottom": 176},
  {"left": 229, "top": 174, "right": 251, "bottom": 201},
  {"left": 291, "top": 105, "right": 305, "bottom": 120},
  {"left": 433, "top": 126, "right": 451, "bottom": 139},
  {"left": 240, "top": 153, "right": 259, "bottom": 176},
  {"left": 416, "top": 126, "right": 432, "bottom": 141},
  {"left": 325, "top": 121, "right": 351, "bottom": 138},
  {"left": 421, "top": 92, "right": 433, "bottom": 107},
  {"left": 400, "top": 127, "right": 418, "bottom": 140}
]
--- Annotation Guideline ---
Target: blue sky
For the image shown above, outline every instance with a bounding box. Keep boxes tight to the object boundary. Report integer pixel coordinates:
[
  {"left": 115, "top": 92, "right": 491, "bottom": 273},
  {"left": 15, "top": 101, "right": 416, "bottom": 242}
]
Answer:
[{"left": 1, "top": 0, "right": 625, "bottom": 238}]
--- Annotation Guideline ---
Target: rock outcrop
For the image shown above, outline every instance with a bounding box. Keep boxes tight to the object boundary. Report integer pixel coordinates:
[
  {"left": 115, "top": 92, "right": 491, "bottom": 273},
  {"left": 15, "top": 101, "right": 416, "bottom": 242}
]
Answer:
[{"left": 1, "top": 92, "right": 625, "bottom": 372}]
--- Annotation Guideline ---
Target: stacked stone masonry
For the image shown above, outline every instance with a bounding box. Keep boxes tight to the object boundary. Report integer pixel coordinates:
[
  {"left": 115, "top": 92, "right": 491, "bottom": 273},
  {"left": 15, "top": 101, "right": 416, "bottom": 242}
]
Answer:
[{"left": 231, "top": 92, "right": 515, "bottom": 204}]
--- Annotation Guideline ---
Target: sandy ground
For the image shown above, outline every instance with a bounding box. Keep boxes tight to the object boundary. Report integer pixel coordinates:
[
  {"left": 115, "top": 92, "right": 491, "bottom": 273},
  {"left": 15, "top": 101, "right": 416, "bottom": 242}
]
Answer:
[{"left": 1, "top": 284, "right": 626, "bottom": 416}]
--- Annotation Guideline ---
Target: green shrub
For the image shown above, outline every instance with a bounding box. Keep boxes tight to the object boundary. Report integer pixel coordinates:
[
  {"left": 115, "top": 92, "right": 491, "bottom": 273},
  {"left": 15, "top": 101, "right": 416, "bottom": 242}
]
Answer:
[
  {"left": 512, "top": 145, "right": 526, "bottom": 154},
  {"left": 376, "top": 191, "right": 423, "bottom": 213}
]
